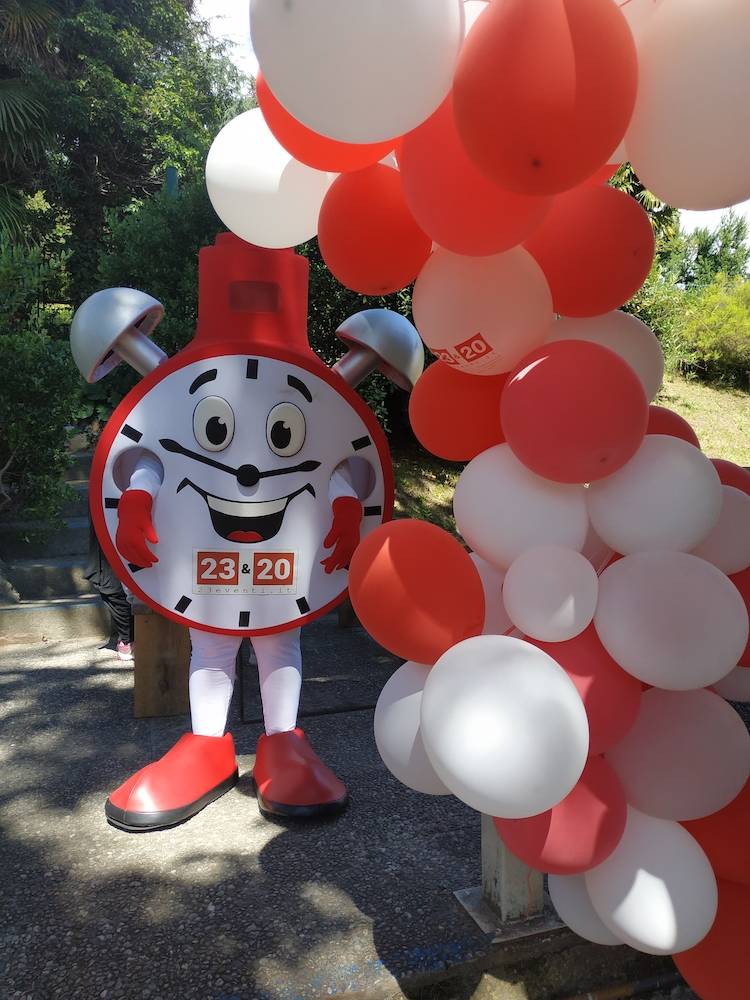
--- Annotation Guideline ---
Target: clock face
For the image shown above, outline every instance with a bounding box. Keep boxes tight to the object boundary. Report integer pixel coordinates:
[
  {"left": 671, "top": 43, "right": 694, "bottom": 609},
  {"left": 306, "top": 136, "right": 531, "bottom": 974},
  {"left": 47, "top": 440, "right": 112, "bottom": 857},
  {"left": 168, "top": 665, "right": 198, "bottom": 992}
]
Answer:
[{"left": 91, "top": 344, "right": 392, "bottom": 635}]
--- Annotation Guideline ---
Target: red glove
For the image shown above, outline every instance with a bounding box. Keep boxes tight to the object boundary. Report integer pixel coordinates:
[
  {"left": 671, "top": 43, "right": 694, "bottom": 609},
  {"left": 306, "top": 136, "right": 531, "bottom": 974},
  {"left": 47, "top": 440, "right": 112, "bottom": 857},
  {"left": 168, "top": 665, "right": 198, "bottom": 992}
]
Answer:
[
  {"left": 116, "top": 489, "right": 159, "bottom": 567},
  {"left": 321, "top": 496, "right": 362, "bottom": 574}
]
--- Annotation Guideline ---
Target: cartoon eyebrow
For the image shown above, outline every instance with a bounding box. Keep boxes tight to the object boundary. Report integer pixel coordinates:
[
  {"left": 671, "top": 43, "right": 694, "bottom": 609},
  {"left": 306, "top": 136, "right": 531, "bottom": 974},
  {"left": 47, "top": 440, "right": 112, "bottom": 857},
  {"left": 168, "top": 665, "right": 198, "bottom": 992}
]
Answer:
[
  {"left": 287, "top": 374, "right": 312, "bottom": 403},
  {"left": 189, "top": 369, "right": 218, "bottom": 395}
]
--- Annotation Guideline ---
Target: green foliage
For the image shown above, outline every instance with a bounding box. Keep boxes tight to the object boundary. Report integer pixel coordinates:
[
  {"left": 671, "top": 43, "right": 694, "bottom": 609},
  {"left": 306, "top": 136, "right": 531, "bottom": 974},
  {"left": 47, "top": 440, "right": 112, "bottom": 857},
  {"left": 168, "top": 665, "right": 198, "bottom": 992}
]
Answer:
[
  {"left": 675, "top": 212, "right": 750, "bottom": 289},
  {"left": 672, "top": 277, "right": 750, "bottom": 387},
  {"left": 610, "top": 163, "right": 680, "bottom": 241},
  {"left": 0, "top": 235, "right": 79, "bottom": 521}
]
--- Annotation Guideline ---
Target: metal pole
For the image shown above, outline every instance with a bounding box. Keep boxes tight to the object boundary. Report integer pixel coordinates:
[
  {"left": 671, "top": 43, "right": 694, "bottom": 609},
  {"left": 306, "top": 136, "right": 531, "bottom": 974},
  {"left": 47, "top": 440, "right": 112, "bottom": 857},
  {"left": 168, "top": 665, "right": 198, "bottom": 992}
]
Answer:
[{"left": 480, "top": 814, "right": 544, "bottom": 923}]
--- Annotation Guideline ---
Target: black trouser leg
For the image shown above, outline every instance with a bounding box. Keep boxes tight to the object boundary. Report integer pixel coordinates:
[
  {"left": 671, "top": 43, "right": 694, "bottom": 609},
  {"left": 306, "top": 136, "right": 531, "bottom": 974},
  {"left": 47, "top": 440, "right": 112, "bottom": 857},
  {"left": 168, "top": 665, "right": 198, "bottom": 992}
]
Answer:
[{"left": 100, "top": 590, "right": 133, "bottom": 644}]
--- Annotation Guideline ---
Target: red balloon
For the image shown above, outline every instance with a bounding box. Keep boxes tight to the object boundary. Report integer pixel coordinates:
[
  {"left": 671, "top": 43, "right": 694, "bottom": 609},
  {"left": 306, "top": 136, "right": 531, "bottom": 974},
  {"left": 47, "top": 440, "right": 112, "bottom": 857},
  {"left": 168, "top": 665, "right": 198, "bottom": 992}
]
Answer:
[
  {"left": 399, "top": 96, "right": 551, "bottom": 256},
  {"left": 318, "top": 165, "right": 431, "bottom": 295},
  {"left": 683, "top": 778, "right": 750, "bottom": 885},
  {"left": 530, "top": 626, "right": 642, "bottom": 755},
  {"left": 452, "top": 0, "right": 637, "bottom": 196},
  {"left": 647, "top": 405, "right": 701, "bottom": 448},
  {"left": 712, "top": 458, "right": 750, "bottom": 497},
  {"left": 495, "top": 757, "right": 627, "bottom": 875},
  {"left": 523, "top": 185, "right": 656, "bottom": 317},
  {"left": 729, "top": 566, "right": 750, "bottom": 667},
  {"left": 674, "top": 880, "right": 750, "bottom": 1000},
  {"left": 256, "top": 72, "right": 394, "bottom": 172},
  {"left": 501, "top": 340, "right": 648, "bottom": 483},
  {"left": 584, "top": 161, "right": 621, "bottom": 186},
  {"left": 408, "top": 362, "right": 507, "bottom": 462},
  {"left": 348, "top": 520, "right": 485, "bottom": 664}
]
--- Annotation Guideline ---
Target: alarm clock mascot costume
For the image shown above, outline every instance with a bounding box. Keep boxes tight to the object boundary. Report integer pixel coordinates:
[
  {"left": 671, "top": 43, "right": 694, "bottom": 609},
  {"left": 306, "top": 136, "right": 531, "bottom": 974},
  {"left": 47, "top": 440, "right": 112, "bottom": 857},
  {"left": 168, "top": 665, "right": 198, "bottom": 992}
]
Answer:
[{"left": 69, "top": 232, "right": 423, "bottom": 832}]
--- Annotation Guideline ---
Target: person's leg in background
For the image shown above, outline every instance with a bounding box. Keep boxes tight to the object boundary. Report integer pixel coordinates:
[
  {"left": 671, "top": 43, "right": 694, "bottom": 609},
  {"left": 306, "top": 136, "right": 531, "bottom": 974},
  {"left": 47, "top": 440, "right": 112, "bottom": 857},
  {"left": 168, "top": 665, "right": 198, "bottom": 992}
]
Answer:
[
  {"left": 99, "top": 587, "right": 134, "bottom": 661},
  {"left": 251, "top": 628, "right": 348, "bottom": 819}
]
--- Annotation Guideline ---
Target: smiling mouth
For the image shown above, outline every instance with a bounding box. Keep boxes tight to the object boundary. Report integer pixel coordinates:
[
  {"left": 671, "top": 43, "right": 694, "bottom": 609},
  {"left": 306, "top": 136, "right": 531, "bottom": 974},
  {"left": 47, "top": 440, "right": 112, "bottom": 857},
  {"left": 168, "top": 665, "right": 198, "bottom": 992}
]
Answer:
[{"left": 177, "top": 480, "right": 315, "bottom": 543}]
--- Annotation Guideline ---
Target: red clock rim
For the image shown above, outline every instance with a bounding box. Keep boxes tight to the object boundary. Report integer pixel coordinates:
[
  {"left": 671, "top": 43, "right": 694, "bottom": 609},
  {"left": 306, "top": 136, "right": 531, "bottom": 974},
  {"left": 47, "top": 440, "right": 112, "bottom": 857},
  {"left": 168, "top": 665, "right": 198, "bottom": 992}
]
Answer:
[{"left": 90, "top": 340, "right": 395, "bottom": 636}]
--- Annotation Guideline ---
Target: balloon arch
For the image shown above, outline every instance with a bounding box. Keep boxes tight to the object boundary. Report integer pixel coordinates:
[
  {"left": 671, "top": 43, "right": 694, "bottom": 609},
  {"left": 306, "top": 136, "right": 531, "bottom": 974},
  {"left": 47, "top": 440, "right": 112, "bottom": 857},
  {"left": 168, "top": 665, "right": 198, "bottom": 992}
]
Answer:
[{"left": 205, "top": 2, "right": 750, "bottom": 995}]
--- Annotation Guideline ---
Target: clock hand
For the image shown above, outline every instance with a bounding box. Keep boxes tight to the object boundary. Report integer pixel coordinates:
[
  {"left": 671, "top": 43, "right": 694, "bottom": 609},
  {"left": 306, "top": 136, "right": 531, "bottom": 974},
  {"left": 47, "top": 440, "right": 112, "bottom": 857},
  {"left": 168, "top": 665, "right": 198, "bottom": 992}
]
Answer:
[
  {"left": 259, "top": 461, "right": 321, "bottom": 479},
  {"left": 159, "top": 438, "right": 237, "bottom": 475},
  {"left": 159, "top": 438, "right": 321, "bottom": 484}
]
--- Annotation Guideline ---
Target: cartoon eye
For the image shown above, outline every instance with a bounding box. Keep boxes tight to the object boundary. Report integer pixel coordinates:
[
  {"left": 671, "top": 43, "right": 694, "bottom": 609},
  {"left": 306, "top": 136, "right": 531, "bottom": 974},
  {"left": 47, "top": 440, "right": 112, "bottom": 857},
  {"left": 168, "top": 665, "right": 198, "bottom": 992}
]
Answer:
[
  {"left": 193, "top": 396, "right": 235, "bottom": 452},
  {"left": 266, "top": 402, "right": 306, "bottom": 457}
]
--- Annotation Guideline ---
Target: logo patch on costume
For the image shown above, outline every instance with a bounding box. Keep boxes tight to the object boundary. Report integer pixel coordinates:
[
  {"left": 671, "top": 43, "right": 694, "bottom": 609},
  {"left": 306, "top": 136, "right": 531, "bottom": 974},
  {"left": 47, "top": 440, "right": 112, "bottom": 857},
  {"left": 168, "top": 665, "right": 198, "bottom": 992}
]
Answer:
[{"left": 193, "top": 550, "right": 298, "bottom": 595}]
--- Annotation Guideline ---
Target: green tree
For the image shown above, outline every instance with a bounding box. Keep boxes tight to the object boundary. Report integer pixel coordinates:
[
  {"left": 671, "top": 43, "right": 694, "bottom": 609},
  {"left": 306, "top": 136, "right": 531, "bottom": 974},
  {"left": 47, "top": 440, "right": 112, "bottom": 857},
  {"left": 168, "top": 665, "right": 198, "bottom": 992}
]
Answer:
[
  {"left": 677, "top": 211, "right": 750, "bottom": 289},
  {"left": 8, "top": 0, "right": 245, "bottom": 298},
  {"left": 674, "top": 276, "right": 750, "bottom": 386}
]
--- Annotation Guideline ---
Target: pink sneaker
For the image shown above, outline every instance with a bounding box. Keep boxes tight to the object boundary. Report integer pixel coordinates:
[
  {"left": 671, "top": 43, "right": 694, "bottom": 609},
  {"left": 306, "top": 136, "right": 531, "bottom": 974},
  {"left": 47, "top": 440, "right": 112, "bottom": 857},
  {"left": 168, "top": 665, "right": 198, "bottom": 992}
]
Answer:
[{"left": 116, "top": 641, "right": 134, "bottom": 662}]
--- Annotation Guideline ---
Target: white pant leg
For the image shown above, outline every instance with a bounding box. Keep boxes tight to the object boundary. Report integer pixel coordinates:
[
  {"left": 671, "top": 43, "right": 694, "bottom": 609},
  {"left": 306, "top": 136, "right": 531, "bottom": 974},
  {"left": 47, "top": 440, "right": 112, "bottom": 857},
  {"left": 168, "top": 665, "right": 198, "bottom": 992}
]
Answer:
[
  {"left": 188, "top": 629, "right": 243, "bottom": 737},
  {"left": 251, "top": 629, "right": 303, "bottom": 736}
]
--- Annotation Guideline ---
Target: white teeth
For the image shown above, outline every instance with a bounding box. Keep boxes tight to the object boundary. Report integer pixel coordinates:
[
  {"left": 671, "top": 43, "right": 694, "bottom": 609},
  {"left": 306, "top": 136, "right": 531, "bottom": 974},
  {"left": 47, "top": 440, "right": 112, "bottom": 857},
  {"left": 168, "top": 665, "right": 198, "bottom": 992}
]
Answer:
[{"left": 206, "top": 494, "right": 288, "bottom": 517}]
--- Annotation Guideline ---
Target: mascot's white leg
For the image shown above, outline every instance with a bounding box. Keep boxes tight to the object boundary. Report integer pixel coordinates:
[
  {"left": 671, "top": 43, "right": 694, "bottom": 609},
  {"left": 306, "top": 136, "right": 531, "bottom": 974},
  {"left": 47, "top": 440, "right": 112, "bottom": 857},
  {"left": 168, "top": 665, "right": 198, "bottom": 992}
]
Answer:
[
  {"left": 188, "top": 629, "right": 243, "bottom": 737},
  {"left": 251, "top": 626, "right": 348, "bottom": 819}
]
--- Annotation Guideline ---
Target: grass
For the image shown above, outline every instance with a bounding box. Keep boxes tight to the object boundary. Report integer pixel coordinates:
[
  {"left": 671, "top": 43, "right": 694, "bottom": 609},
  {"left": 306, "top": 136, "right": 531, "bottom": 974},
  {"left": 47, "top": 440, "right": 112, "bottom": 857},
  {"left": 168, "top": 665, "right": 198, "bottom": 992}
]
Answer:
[
  {"left": 392, "top": 374, "right": 749, "bottom": 530},
  {"left": 657, "top": 376, "right": 750, "bottom": 466}
]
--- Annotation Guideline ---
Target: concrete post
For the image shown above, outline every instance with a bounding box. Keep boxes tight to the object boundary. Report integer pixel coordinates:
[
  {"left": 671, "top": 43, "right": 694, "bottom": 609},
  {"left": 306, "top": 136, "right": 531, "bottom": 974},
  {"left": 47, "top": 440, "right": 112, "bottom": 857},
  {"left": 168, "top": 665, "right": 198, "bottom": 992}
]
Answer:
[{"left": 480, "top": 814, "right": 544, "bottom": 923}]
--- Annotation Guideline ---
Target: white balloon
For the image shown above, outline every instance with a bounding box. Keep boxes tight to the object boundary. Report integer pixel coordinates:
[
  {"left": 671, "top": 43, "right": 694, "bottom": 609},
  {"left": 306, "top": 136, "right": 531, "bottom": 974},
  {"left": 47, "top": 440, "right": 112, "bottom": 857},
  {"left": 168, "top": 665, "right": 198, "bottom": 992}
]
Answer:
[
  {"left": 586, "top": 807, "right": 718, "bottom": 956},
  {"left": 205, "top": 109, "right": 334, "bottom": 249},
  {"left": 503, "top": 545, "right": 599, "bottom": 643},
  {"left": 454, "top": 445, "right": 589, "bottom": 570},
  {"left": 250, "top": 0, "right": 464, "bottom": 144},
  {"left": 613, "top": 0, "right": 663, "bottom": 41},
  {"left": 412, "top": 248, "right": 553, "bottom": 376},
  {"left": 595, "top": 551, "right": 749, "bottom": 690},
  {"left": 691, "top": 486, "right": 750, "bottom": 575},
  {"left": 463, "top": 0, "right": 489, "bottom": 37},
  {"left": 374, "top": 662, "right": 451, "bottom": 796},
  {"left": 581, "top": 520, "right": 615, "bottom": 575},
  {"left": 607, "top": 689, "right": 750, "bottom": 821},
  {"left": 547, "top": 312, "right": 664, "bottom": 402},
  {"left": 469, "top": 553, "right": 513, "bottom": 636},
  {"left": 548, "top": 874, "right": 622, "bottom": 947},
  {"left": 713, "top": 666, "right": 750, "bottom": 703},
  {"left": 625, "top": 0, "right": 750, "bottom": 209},
  {"left": 420, "top": 635, "right": 589, "bottom": 817},
  {"left": 587, "top": 436, "right": 722, "bottom": 554}
]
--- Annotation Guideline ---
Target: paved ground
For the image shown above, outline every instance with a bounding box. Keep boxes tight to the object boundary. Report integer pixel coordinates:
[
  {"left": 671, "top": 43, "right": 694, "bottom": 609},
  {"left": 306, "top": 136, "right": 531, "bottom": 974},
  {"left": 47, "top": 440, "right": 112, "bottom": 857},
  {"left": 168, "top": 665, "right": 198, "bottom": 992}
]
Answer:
[{"left": 0, "top": 615, "right": 693, "bottom": 1000}]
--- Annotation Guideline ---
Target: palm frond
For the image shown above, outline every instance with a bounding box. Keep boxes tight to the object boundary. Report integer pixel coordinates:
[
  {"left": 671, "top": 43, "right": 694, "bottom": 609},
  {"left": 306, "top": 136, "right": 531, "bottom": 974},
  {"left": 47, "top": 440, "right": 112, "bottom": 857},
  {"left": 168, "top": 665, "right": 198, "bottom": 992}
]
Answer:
[
  {"left": 0, "top": 183, "right": 26, "bottom": 238},
  {"left": 0, "top": 0, "right": 56, "bottom": 57},
  {"left": 0, "top": 79, "right": 46, "bottom": 161}
]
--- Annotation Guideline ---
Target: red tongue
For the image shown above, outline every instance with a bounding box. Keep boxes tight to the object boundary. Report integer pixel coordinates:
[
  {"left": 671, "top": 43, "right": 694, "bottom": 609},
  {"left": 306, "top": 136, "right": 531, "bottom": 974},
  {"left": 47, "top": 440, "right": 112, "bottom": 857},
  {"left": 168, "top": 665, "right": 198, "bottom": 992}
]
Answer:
[{"left": 228, "top": 530, "right": 263, "bottom": 542}]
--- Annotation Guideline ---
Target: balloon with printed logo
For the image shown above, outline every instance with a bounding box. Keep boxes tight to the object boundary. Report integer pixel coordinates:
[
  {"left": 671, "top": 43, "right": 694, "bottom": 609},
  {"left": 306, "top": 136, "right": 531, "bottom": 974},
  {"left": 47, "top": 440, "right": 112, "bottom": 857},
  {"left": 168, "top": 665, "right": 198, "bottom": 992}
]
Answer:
[
  {"left": 408, "top": 362, "right": 507, "bottom": 462},
  {"left": 412, "top": 248, "right": 553, "bottom": 377},
  {"left": 587, "top": 436, "right": 722, "bottom": 554},
  {"left": 647, "top": 406, "right": 700, "bottom": 448},
  {"left": 348, "top": 519, "right": 485, "bottom": 665},
  {"left": 594, "top": 551, "right": 749, "bottom": 690},
  {"left": 625, "top": 0, "right": 750, "bottom": 209},
  {"left": 399, "top": 96, "right": 551, "bottom": 257},
  {"left": 586, "top": 807, "right": 718, "bottom": 955},
  {"left": 454, "top": 445, "right": 589, "bottom": 571},
  {"left": 607, "top": 688, "right": 750, "bottom": 821},
  {"left": 420, "top": 635, "right": 589, "bottom": 817},
  {"left": 501, "top": 341, "right": 648, "bottom": 484},
  {"left": 495, "top": 756, "right": 627, "bottom": 875},
  {"left": 530, "top": 626, "right": 642, "bottom": 756},
  {"left": 712, "top": 458, "right": 750, "bottom": 497},
  {"left": 205, "top": 109, "right": 334, "bottom": 249},
  {"left": 547, "top": 312, "right": 664, "bottom": 403},
  {"left": 503, "top": 545, "right": 599, "bottom": 643},
  {"left": 374, "top": 661, "right": 452, "bottom": 795},
  {"left": 255, "top": 72, "right": 394, "bottom": 173},
  {"left": 548, "top": 874, "right": 622, "bottom": 946},
  {"left": 452, "top": 0, "right": 637, "bottom": 196},
  {"left": 692, "top": 486, "right": 750, "bottom": 575},
  {"left": 674, "top": 880, "right": 750, "bottom": 1000},
  {"left": 318, "top": 165, "right": 431, "bottom": 295},
  {"left": 250, "top": 0, "right": 464, "bottom": 144},
  {"left": 523, "top": 186, "right": 655, "bottom": 318}
]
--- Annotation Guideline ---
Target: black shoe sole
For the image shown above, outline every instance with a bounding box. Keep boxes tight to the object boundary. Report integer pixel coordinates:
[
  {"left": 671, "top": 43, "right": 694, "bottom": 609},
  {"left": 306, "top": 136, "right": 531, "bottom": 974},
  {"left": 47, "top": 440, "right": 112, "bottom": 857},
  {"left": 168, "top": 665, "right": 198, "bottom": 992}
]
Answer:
[
  {"left": 105, "top": 768, "right": 239, "bottom": 832},
  {"left": 251, "top": 776, "right": 349, "bottom": 820}
]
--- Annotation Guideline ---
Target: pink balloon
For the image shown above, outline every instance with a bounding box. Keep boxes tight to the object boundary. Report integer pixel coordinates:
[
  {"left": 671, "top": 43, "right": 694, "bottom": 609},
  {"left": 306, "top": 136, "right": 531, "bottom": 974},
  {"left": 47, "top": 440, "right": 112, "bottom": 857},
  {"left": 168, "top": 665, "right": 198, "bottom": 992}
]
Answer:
[{"left": 495, "top": 756, "right": 627, "bottom": 875}]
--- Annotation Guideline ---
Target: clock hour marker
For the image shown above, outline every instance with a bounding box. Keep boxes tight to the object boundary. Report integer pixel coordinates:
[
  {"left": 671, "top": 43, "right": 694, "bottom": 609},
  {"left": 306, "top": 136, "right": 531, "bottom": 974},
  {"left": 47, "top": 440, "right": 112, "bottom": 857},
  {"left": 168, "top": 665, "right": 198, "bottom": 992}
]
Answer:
[
  {"left": 238, "top": 611, "right": 251, "bottom": 627},
  {"left": 296, "top": 597, "right": 310, "bottom": 614},
  {"left": 105, "top": 497, "right": 120, "bottom": 509},
  {"left": 121, "top": 424, "right": 142, "bottom": 443},
  {"left": 246, "top": 359, "right": 258, "bottom": 380},
  {"left": 364, "top": 505, "right": 382, "bottom": 517},
  {"left": 351, "top": 435, "right": 371, "bottom": 451},
  {"left": 175, "top": 595, "right": 192, "bottom": 614}
]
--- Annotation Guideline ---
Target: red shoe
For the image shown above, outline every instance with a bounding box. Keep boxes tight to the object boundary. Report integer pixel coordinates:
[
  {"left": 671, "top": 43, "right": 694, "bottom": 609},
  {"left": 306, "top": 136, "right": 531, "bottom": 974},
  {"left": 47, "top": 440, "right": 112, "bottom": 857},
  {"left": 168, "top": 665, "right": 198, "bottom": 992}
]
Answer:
[
  {"left": 253, "top": 728, "right": 348, "bottom": 819},
  {"left": 105, "top": 733, "right": 238, "bottom": 832}
]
